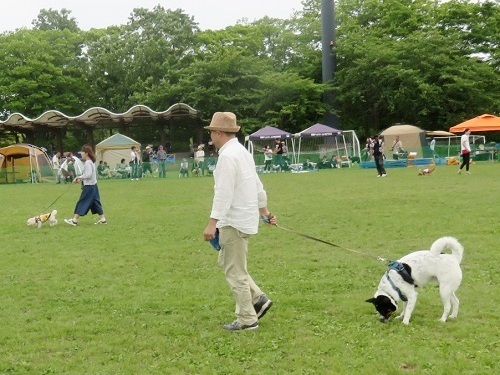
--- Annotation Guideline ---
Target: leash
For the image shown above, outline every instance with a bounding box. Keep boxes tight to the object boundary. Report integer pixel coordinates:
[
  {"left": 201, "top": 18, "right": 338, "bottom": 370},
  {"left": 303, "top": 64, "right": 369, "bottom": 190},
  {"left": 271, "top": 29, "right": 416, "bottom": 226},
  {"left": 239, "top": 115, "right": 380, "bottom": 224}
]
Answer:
[
  {"left": 267, "top": 220, "right": 387, "bottom": 262},
  {"left": 42, "top": 183, "right": 74, "bottom": 212}
]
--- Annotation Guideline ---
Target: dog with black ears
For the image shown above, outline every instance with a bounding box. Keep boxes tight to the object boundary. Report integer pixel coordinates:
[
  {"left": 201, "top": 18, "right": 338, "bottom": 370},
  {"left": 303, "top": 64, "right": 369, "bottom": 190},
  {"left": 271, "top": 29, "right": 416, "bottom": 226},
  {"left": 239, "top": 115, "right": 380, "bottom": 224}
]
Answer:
[
  {"left": 366, "top": 236, "right": 464, "bottom": 325},
  {"left": 27, "top": 209, "right": 58, "bottom": 229}
]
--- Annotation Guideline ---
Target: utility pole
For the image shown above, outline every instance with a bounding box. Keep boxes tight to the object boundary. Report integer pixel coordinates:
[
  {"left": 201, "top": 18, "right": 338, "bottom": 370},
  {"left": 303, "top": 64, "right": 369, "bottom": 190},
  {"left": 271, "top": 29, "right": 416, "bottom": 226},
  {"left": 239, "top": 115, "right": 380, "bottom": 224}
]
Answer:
[{"left": 321, "top": 0, "right": 339, "bottom": 128}]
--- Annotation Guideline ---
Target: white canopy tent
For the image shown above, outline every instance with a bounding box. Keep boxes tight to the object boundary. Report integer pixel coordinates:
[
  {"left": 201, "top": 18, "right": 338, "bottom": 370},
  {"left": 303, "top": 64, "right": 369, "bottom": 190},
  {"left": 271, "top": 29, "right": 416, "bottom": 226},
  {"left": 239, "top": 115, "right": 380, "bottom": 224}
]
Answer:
[
  {"left": 96, "top": 133, "right": 140, "bottom": 167},
  {"left": 245, "top": 126, "right": 295, "bottom": 164},
  {"left": 294, "top": 124, "right": 361, "bottom": 165}
]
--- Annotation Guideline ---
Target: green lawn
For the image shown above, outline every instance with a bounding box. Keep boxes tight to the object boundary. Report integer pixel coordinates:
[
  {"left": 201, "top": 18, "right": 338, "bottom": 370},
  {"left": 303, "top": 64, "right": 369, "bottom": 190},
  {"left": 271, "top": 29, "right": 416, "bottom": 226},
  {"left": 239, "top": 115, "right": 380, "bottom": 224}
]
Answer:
[{"left": 0, "top": 162, "right": 498, "bottom": 374}]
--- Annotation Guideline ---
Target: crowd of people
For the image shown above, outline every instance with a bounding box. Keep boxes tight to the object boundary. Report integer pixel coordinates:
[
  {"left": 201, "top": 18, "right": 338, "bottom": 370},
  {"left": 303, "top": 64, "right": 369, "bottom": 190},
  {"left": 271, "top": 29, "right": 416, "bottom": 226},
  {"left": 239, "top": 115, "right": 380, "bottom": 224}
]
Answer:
[
  {"left": 361, "top": 129, "right": 473, "bottom": 177},
  {"left": 51, "top": 142, "right": 219, "bottom": 182},
  {"left": 259, "top": 139, "right": 291, "bottom": 173},
  {"left": 50, "top": 128, "right": 474, "bottom": 184},
  {"left": 52, "top": 151, "right": 81, "bottom": 183}
]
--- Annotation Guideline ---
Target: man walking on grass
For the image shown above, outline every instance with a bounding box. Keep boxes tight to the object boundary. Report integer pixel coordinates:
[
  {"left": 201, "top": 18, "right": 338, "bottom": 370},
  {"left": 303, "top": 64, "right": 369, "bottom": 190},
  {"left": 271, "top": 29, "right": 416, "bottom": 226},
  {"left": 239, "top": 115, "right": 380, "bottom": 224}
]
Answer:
[{"left": 203, "top": 112, "right": 276, "bottom": 331}]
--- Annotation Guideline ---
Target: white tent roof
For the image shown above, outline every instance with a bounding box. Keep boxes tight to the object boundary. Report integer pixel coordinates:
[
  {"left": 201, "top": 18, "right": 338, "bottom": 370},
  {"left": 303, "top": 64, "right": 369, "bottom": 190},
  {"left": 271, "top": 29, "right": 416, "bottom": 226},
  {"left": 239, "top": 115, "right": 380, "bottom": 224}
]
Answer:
[
  {"left": 95, "top": 133, "right": 140, "bottom": 166},
  {"left": 96, "top": 133, "right": 140, "bottom": 149}
]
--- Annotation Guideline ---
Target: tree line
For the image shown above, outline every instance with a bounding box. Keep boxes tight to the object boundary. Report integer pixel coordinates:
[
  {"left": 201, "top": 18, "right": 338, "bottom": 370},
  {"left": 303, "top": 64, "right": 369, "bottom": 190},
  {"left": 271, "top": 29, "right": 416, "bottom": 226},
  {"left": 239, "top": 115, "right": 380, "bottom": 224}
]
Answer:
[{"left": 0, "top": 0, "right": 498, "bottom": 150}]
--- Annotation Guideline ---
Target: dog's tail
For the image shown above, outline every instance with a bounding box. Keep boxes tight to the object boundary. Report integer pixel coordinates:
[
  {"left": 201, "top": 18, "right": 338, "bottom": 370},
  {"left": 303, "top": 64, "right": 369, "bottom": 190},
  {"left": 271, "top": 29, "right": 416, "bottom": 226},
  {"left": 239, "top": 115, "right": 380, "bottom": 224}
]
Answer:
[
  {"left": 51, "top": 209, "right": 58, "bottom": 216},
  {"left": 429, "top": 236, "right": 464, "bottom": 264}
]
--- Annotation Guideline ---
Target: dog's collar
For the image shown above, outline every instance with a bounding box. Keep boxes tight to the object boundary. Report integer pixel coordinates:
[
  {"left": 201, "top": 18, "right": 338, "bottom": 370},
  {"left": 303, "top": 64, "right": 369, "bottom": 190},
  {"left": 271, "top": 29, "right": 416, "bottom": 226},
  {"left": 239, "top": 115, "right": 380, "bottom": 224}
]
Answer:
[
  {"left": 382, "top": 290, "right": 398, "bottom": 308},
  {"left": 385, "top": 273, "right": 408, "bottom": 302}
]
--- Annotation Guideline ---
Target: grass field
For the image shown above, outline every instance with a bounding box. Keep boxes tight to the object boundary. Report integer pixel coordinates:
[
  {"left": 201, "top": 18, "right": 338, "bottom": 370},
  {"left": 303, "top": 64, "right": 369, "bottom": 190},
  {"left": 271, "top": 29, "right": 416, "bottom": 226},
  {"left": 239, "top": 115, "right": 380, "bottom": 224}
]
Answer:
[{"left": 0, "top": 162, "right": 498, "bottom": 374}]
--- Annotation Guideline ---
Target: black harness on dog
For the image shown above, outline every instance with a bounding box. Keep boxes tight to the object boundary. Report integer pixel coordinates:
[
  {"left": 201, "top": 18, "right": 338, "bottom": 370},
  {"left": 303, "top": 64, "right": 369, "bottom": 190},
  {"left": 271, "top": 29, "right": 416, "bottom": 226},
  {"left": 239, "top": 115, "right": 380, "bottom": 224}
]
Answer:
[{"left": 385, "top": 261, "right": 415, "bottom": 302}]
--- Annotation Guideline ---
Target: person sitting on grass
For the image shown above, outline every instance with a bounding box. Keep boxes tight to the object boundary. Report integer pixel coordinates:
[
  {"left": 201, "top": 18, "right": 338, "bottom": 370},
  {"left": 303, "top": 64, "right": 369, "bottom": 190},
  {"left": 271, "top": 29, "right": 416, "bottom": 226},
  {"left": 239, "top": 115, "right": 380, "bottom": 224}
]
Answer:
[
  {"left": 97, "top": 161, "right": 111, "bottom": 179},
  {"left": 330, "top": 155, "right": 341, "bottom": 169},
  {"left": 318, "top": 155, "right": 331, "bottom": 169},
  {"left": 302, "top": 159, "right": 315, "bottom": 171},
  {"left": 116, "top": 158, "right": 130, "bottom": 179},
  {"left": 179, "top": 158, "right": 189, "bottom": 177}
]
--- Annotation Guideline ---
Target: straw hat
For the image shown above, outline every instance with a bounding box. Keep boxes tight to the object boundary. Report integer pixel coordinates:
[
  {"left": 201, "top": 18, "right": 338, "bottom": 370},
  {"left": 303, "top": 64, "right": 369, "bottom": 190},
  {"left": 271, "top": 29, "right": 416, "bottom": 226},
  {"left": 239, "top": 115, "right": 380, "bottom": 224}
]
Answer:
[{"left": 204, "top": 112, "right": 240, "bottom": 133}]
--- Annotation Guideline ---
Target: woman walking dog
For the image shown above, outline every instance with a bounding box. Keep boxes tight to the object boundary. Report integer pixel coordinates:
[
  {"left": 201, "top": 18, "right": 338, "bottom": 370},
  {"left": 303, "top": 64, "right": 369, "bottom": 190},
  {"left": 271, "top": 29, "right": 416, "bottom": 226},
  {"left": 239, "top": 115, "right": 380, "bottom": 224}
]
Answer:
[{"left": 64, "top": 145, "right": 107, "bottom": 226}]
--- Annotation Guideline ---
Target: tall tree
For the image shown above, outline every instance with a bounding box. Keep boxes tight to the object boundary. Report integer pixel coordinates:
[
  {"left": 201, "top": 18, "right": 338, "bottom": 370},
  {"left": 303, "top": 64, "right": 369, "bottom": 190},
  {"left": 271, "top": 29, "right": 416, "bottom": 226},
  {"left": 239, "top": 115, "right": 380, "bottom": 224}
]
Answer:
[
  {"left": 143, "top": 21, "right": 327, "bottom": 134},
  {"left": 84, "top": 6, "right": 200, "bottom": 111},
  {"left": 32, "top": 8, "right": 80, "bottom": 32},
  {"left": 0, "top": 29, "right": 89, "bottom": 117},
  {"left": 125, "top": 6, "right": 200, "bottom": 104},
  {"left": 333, "top": 0, "right": 499, "bottom": 134},
  {"left": 84, "top": 26, "right": 136, "bottom": 111}
]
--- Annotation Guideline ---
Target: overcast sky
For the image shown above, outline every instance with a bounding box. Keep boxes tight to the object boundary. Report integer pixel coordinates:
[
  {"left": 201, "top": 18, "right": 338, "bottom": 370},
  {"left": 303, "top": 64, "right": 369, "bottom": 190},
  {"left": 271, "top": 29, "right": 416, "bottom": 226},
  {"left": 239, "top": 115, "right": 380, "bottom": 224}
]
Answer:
[{"left": 0, "top": 0, "right": 305, "bottom": 33}]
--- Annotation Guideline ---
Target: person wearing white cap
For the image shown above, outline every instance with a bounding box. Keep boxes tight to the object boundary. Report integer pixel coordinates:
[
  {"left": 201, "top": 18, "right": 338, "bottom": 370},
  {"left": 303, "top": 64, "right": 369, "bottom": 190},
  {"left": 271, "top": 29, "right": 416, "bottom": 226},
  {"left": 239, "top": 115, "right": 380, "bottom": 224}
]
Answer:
[{"left": 203, "top": 112, "right": 277, "bottom": 331}]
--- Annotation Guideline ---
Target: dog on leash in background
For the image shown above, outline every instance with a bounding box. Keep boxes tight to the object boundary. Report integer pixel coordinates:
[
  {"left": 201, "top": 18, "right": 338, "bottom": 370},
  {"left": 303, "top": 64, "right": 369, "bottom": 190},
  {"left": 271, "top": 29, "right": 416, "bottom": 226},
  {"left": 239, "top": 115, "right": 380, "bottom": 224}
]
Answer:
[
  {"left": 27, "top": 209, "right": 58, "bottom": 229},
  {"left": 418, "top": 163, "right": 436, "bottom": 176},
  {"left": 366, "top": 236, "right": 464, "bottom": 325}
]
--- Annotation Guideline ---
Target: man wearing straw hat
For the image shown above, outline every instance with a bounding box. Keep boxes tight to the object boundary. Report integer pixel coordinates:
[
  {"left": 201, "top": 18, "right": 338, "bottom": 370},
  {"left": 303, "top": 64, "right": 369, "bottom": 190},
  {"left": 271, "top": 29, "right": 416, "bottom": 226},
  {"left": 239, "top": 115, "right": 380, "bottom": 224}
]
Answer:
[{"left": 203, "top": 112, "right": 277, "bottom": 331}]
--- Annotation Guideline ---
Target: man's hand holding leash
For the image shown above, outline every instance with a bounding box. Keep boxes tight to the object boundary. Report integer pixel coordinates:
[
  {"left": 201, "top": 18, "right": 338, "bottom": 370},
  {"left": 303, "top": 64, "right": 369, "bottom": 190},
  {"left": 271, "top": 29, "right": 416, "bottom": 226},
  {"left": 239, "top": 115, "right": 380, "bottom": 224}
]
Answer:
[
  {"left": 204, "top": 212, "right": 277, "bottom": 251},
  {"left": 260, "top": 211, "right": 277, "bottom": 226},
  {"left": 204, "top": 212, "right": 277, "bottom": 241}
]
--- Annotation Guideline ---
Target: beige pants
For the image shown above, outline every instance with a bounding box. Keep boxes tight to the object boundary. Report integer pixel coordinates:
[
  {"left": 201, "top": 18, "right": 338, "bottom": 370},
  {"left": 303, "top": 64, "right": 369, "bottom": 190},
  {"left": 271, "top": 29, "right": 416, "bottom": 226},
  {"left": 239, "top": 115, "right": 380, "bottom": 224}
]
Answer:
[{"left": 218, "top": 226, "right": 263, "bottom": 325}]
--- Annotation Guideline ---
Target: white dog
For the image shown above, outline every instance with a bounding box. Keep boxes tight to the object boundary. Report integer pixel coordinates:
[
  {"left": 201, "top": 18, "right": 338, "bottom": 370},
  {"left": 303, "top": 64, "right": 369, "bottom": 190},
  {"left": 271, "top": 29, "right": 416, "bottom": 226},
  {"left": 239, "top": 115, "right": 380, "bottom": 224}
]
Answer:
[
  {"left": 366, "top": 236, "right": 463, "bottom": 325},
  {"left": 27, "top": 209, "right": 58, "bottom": 229}
]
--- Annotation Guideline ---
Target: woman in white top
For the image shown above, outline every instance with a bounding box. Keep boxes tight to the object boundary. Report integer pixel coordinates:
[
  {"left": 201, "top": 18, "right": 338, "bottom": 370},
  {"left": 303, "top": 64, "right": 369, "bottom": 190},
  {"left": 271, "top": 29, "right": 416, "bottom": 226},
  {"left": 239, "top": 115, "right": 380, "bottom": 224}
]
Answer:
[
  {"left": 458, "top": 128, "right": 471, "bottom": 174},
  {"left": 195, "top": 145, "right": 205, "bottom": 176},
  {"left": 64, "top": 145, "right": 107, "bottom": 226},
  {"left": 263, "top": 145, "right": 273, "bottom": 172},
  {"left": 52, "top": 152, "right": 61, "bottom": 183}
]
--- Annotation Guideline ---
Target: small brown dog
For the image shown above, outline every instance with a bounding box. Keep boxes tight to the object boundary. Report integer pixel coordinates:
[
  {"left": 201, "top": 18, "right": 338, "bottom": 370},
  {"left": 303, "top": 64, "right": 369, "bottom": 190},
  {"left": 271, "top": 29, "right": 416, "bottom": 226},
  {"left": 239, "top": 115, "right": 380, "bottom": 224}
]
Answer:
[
  {"left": 27, "top": 209, "right": 58, "bottom": 228},
  {"left": 418, "top": 164, "right": 436, "bottom": 176}
]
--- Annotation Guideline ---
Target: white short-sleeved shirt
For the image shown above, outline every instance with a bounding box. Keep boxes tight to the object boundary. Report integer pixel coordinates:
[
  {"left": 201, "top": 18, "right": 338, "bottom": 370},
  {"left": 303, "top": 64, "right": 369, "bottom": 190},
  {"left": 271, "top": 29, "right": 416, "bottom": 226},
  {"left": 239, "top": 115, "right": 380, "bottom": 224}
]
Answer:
[{"left": 460, "top": 134, "right": 471, "bottom": 153}]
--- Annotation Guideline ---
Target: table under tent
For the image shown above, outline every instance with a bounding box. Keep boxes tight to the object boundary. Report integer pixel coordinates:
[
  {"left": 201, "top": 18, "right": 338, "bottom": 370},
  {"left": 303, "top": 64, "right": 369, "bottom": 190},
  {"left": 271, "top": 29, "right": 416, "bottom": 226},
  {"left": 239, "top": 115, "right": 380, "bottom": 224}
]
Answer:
[
  {"left": 294, "top": 124, "right": 361, "bottom": 168},
  {"left": 245, "top": 126, "right": 294, "bottom": 171}
]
